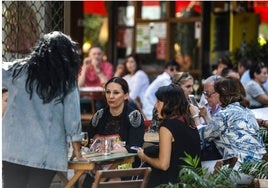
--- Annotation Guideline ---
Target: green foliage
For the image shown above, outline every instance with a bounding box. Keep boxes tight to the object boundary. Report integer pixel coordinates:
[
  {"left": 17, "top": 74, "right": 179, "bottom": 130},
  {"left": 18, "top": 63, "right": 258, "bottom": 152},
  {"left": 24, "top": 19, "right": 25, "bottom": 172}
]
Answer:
[
  {"left": 83, "top": 14, "right": 106, "bottom": 48},
  {"left": 232, "top": 38, "right": 268, "bottom": 66},
  {"left": 258, "top": 129, "right": 268, "bottom": 148},
  {"left": 239, "top": 161, "right": 268, "bottom": 179},
  {"left": 157, "top": 153, "right": 239, "bottom": 188}
]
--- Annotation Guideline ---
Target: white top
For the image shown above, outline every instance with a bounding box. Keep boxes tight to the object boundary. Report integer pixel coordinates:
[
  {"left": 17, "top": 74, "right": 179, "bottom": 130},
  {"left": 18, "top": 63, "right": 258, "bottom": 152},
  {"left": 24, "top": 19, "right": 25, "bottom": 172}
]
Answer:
[
  {"left": 245, "top": 79, "right": 267, "bottom": 108},
  {"left": 241, "top": 70, "right": 268, "bottom": 91},
  {"left": 123, "top": 70, "right": 150, "bottom": 105},
  {"left": 142, "top": 72, "right": 171, "bottom": 119}
]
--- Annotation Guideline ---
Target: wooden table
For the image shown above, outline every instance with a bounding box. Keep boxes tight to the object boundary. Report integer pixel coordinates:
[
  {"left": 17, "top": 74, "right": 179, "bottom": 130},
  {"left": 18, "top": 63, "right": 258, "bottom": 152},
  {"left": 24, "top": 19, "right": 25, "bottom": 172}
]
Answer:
[
  {"left": 144, "top": 132, "right": 159, "bottom": 143},
  {"left": 251, "top": 107, "right": 268, "bottom": 120},
  {"left": 58, "top": 153, "right": 137, "bottom": 188},
  {"left": 79, "top": 86, "right": 105, "bottom": 114}
]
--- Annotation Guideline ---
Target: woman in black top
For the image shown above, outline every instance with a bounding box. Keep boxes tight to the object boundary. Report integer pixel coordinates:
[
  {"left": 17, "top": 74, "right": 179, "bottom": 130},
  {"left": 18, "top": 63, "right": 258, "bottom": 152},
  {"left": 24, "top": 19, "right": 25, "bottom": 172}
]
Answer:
[
  {"left": 86, "top": 77, "right": 145, "bottom": 154},
  {"left": 137, "top": 84, "right": 201, "bottom": 187}
]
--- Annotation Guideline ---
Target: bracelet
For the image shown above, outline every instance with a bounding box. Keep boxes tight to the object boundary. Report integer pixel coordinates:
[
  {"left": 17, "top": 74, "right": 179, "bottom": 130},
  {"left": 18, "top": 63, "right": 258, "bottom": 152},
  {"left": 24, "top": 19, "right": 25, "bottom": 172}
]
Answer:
[{"left": 192, "top": 114, "right": 199, "bottom": 119}]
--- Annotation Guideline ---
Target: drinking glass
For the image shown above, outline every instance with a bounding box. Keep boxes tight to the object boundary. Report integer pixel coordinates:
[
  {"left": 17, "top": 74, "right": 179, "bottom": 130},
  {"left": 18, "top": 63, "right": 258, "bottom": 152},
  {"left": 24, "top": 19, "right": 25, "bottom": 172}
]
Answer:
[
  {"left": 193, "top": 80, "right": 200, "bottom": 97},
  {"left": 102, "top": 138, "right": 112, "bottom": 155},
  {"left": 81, "top": 132, "right": 89, "bottom": 147}
]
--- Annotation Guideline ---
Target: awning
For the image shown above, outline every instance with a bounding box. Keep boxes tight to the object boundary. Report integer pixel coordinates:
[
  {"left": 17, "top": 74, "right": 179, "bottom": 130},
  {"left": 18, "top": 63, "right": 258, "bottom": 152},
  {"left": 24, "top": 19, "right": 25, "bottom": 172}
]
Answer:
[{"left": 83, "top": 1, "right": 107, "bottom": 16}]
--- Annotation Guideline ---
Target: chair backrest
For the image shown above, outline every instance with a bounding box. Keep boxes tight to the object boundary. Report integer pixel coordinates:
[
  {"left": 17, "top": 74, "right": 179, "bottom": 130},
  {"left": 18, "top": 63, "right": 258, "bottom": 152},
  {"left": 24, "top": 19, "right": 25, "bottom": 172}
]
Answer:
[
  {"left": 213, "top": 157, "right": 238, "bottom": 174},
  {"left": 92, "top": 167, "right": 152, "bottom": 188},
  {"left": 253, "top": 178, "right": 268, "bottom": 188}
]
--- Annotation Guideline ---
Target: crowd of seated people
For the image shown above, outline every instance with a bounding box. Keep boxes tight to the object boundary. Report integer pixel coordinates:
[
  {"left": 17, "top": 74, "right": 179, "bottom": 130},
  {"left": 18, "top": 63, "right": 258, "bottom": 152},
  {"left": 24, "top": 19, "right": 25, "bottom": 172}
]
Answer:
[{"left": 78, "top": 51, "right": 268, "bottom": 187}]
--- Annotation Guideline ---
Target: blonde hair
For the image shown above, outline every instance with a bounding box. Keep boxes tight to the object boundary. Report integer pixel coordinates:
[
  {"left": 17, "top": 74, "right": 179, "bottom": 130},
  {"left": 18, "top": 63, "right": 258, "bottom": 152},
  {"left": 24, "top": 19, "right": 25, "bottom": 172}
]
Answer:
[{"left": 172, "top": 72, "right": 193, "bottom": 86}]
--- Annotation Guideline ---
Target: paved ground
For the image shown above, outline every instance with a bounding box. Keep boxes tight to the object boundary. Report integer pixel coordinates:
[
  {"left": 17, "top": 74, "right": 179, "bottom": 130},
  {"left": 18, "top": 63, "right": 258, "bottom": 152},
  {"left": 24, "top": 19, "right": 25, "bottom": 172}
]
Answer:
[{"left": 50, "top": 174, "right": 64, "bottom": 188}]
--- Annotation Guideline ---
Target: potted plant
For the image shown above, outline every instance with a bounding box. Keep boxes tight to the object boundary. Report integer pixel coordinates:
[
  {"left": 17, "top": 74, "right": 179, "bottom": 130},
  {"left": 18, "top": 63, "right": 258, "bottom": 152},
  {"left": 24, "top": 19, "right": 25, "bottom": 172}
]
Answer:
[{"left": 157, "top": 153, "right": 239, "bottom": 188}]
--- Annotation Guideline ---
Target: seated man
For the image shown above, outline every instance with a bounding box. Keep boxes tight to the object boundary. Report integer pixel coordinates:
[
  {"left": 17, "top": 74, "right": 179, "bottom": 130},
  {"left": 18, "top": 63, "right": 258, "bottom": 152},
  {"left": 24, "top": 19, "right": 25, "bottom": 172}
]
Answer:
[
  {"left": 78, "top": 45, "right": 113, "bottom": 112},
  {"left": 142, "top": 60, "right": 180, "bottom": 120},
  {"left": 198, "top": 75, "right": 222, "bottom": 161}
]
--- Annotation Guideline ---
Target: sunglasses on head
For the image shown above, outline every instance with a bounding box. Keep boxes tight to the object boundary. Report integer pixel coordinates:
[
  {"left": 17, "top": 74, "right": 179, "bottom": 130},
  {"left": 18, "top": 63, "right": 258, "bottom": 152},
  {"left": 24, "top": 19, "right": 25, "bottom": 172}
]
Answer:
[{"left": 176, "top": 72, "right": 190, "bottom": 83}]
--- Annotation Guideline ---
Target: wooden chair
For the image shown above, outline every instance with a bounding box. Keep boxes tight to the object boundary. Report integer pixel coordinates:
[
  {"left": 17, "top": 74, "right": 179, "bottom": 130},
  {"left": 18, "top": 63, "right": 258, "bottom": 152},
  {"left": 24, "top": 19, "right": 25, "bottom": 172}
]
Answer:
[
  {"left": 252, "top": 178, "right": 268, "bottom": 188},
  {"left": 213, "top": 157, "right": 238, "bottom": 174},
  {"left": 262, "top": 148, "right": 268, "bottom": 161},
  {"left": 81, "top": 113, "right": 93, "bottom": 127},
  {"left": 92, "top": 167, "right": 152, "bottom": 188}
]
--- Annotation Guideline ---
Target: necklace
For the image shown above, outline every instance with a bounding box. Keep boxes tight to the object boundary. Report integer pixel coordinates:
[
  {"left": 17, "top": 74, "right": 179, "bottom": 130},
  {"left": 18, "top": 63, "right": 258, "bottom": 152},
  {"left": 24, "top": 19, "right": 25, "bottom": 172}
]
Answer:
[{"left": 110, "top": 110, "right": 122, "bottom": 117}]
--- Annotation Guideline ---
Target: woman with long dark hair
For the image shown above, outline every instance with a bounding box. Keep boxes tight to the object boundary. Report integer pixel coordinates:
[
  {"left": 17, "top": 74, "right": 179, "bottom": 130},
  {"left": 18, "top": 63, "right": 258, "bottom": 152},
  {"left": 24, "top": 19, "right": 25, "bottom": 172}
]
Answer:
[
  {"left": 123, "top": 54, "right": 150, "bottom": 111},
  {"left": 137, "top": 84, "right": 201, "bottom": 188},
  {"left": 2, "top": 31, "right": 85, "bottom": 188}
]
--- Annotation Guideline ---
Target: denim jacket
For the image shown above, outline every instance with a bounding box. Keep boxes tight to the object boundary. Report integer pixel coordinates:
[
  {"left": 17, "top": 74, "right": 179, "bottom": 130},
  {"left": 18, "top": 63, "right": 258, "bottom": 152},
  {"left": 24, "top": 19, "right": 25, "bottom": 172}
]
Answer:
[{"left": 2, "top": 61, "right": 82, "bottom": 171}]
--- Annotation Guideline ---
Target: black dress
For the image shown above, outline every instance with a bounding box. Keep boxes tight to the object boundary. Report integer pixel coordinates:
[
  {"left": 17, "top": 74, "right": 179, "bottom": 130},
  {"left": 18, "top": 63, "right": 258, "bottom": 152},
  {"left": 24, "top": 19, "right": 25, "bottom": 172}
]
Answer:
[{"left": 146, "top": 116, "right": 201, "bottom": 188}]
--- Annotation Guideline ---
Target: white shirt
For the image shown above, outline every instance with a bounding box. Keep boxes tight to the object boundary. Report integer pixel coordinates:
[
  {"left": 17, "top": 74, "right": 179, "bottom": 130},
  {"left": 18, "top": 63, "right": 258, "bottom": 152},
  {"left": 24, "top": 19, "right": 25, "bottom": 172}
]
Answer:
[
  {"left": 142, "top": 72, "right": 171, "bottom": 119},
  {"left": 123, "top": 70, "right": 150, "bottom": 105}
]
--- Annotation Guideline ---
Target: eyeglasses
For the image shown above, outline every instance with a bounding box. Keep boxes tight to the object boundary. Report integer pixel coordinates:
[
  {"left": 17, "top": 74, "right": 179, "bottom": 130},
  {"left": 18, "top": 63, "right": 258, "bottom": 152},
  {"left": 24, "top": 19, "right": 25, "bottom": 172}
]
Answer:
[{"left": 202, "top": 91, "right": 216, "bottom": 98}]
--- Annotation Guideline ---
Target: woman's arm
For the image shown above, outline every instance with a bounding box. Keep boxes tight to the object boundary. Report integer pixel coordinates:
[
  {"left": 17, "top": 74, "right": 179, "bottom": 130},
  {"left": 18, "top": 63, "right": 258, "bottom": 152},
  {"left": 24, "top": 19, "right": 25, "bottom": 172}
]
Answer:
[
  {"left": 257, "top": 118, "right": 268, "bottom": 129},
  {"left": 138, "top": 126, "right": 172, "bottom": 170},
  {"left": 255, "top": 94, "right": 268, "bottom": 105}
]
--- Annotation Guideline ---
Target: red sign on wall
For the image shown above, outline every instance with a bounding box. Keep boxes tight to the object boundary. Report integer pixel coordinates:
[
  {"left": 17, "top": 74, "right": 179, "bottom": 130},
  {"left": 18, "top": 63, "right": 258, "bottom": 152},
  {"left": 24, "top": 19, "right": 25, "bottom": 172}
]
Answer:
[{"left": 157, "top": 38, "right": 167, "bottom": 60}]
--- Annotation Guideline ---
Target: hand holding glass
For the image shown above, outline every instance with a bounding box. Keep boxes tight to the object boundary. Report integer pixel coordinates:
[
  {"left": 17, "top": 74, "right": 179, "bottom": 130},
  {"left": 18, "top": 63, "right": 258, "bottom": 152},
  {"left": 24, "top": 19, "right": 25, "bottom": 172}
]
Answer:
[
  {"left": 193, "top": 80, "right": 200, "bottom": 96},
  {"left": 81, "top": 132, "right": 89, "bottom": 147}
]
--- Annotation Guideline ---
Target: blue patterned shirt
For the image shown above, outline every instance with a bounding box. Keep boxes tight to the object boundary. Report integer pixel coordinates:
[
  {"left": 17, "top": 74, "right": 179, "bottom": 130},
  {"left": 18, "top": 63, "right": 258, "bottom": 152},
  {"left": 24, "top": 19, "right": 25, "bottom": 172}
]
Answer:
[{"left": 199, "top": 102, "right": 266, "bottom": 163}]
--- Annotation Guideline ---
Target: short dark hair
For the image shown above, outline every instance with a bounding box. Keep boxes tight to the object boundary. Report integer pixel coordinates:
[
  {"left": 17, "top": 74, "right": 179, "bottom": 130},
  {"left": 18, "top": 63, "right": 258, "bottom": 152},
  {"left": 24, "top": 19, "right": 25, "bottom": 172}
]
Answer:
[
  {"left": 217, "top": 55, "right": 233, "bottom": 69},
  {"left": 239, "top": 58, "right": 252, "bottom": 70},
  {"left": 2, "top": 88, "right": 8, "bottom": 94},
  {"left": 164, "top": 59, "right": 180, "bottom": 71},
  {"left": 221, "top": 68, "right": 237, "bottom": 77},
  {"left": 249, "top": 62, "right": 266, "bottom": 79}
]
